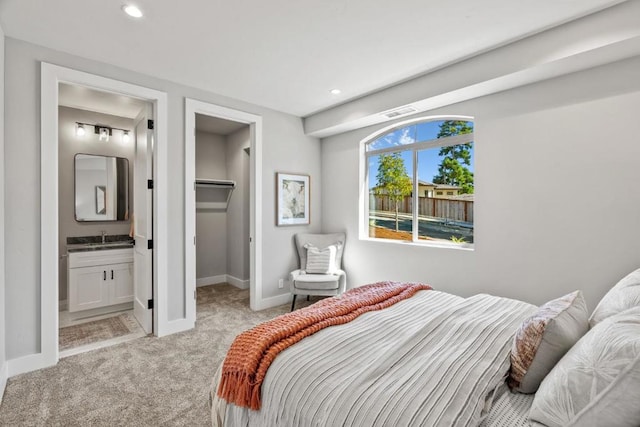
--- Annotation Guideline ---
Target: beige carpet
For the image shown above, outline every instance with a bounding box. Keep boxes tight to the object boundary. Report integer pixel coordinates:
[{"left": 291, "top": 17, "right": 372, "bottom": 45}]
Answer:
[
  {"left": 59, "top": 313, "right": 140, "bottom": 351},
  {"left": 0, "top": 284, "right": 316, "bottom": 426}
]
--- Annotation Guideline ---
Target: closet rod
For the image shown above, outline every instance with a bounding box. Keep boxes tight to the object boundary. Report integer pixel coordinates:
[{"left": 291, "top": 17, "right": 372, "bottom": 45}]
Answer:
[
  {"left": 195, "top": 179, "right": 236, "bottom": 210},
  {"left": 195, "top": 179, "right": 236, "bottom": 189}
]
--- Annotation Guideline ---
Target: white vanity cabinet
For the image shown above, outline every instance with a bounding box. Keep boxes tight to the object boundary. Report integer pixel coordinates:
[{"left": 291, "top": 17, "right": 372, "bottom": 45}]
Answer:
[{"left": 68, "top": 248, "right": 134, "bottom": 312}]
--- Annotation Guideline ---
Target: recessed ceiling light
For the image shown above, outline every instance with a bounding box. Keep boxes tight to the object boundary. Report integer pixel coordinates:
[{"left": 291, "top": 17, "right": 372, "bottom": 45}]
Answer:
[
  {"left": 123, "top": 4, "right": 143, "bottom": 18},
  {"left": 330, "top": 89, "right": 342, "bottom": 95}
]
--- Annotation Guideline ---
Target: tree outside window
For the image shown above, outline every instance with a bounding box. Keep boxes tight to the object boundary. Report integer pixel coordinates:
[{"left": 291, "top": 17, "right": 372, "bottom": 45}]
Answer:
[{"left": 374, "top": 152, "right": 412, "bottom": 232}]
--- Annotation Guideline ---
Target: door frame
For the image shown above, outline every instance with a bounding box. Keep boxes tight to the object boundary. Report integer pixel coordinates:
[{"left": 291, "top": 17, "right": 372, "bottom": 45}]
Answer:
[
  {"left": 35, "top": 63, "right": 169, "bottom": 374},
  {"left": 184, "top": 98, "right": 263, "bottom": 320}
]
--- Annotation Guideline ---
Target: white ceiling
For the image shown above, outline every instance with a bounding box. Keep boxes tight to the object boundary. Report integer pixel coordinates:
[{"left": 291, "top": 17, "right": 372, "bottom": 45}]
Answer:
[{"left": 0, "top": 0, "right": 628, "bottom": 117}]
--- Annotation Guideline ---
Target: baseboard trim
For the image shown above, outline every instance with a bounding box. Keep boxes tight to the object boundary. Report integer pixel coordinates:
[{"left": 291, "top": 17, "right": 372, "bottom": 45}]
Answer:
[
  {"left": 7, "top": 352, "right": 55, "bottom": 377},
  {"left": 59, "top": 299, "right": 68, "bottom": 311},
  {"left": 226, "top": 275, "right": 249, "bottom": 290},
  {"left": 196, "top": 275, "right": 226, "bottom": 287},
  {"left": 197, "top": 274, "right": 249, "bottom": 289},
  {"left": 257, "top": 292, "right": 291, "bottom": 310},
  {"left": 68, "top": 302, "right": 133, "bottom": 322},
  {"left": 0, "top": 361, "right": 7, "bottom": 403}
]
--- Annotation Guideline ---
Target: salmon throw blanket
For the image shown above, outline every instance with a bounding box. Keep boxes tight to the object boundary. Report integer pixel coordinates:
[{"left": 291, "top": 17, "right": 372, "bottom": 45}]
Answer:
[{"left": 217, "top": 281, "right": 432, "bottom": 410}]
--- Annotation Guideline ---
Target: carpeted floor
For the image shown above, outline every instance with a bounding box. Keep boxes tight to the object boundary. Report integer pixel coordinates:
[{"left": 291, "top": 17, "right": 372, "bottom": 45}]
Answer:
[{"left": 0, "top": 284, "right": 315, "bottom": 426}]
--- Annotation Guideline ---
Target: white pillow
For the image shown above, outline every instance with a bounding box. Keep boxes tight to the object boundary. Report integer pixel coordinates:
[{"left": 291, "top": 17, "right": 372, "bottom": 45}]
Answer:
[
  {"left": 589, "top": 267, "right": 640, "bottom": 328},
  {"left": 304, "top": 244, "right": 339, "bottom": 274},
  {"left": 509, "top": 290, "right": 589, "bottom": 394},
  {"left": 529, "top": 306, "right": 640, "bottom": 427}
]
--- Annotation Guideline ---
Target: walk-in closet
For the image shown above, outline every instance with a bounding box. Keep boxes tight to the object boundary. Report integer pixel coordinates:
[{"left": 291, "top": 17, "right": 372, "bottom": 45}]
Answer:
[{"left": 194, "top": 114, "right": 251, "bottom": 291}]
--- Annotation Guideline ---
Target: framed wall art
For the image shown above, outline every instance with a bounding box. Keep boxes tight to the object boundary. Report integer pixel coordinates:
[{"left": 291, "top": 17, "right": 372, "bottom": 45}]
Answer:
[{"left": 276, "top": 172, "right": 310, "bottom": 226}]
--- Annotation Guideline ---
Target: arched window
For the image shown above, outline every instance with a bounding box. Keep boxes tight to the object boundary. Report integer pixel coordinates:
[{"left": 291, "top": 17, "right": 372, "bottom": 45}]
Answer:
[{"left": 363, "top": 117, "right": 474, "bottom": 247}]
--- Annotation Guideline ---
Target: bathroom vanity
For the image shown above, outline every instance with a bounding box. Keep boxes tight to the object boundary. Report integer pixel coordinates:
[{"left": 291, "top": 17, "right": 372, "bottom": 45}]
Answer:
[{"left": 67, "top": 236, "right": 134, "bottom": 314}]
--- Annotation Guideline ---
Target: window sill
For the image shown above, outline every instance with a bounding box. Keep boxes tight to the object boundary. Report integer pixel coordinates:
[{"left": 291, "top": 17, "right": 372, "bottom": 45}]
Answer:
[{"left": 360, "top": 236, "right": 474, "bottom": 252}]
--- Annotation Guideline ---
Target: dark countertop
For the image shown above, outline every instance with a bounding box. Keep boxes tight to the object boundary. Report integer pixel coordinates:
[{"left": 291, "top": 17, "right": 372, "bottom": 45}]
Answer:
[{"left": 67, "top": 234, "right": 134, "bottom": 253}]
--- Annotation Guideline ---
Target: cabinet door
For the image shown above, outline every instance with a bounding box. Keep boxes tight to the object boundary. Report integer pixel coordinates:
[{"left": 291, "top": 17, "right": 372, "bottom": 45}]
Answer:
[
  {"left": 110, "top": 263, "right": 134, "bottom": 304},
  {"left": 69, "top": 266, "right": 110, "bottom": 312}
]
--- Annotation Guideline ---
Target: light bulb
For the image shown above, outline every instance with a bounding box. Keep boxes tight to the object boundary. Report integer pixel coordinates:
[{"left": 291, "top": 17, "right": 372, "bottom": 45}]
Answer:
[
  {"left": 122, "top": 131, "right": 130, "bottom": 144},
  {"left": 76, "top": 124, "right": 86, "bottom": 137},
  {"left": 123, "top": 5, "right": 143, "bottom": 18}
]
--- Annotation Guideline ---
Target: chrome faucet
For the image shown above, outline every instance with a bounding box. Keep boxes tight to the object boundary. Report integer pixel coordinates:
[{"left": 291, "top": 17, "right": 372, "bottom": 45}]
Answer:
[{"left": 101, "top": 230, "right": 107, "bottom": 244}]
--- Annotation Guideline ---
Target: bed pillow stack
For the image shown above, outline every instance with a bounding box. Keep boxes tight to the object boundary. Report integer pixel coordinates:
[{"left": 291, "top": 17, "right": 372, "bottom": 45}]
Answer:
[
  {"left": 508, "top": 290, "right": 589, "bottom": 393},
  {"left": 527, "top": 268, "right": 640, "bottom": 427},
  {"left": 529, "top": 306, "right": 640, "bottom": 427}
]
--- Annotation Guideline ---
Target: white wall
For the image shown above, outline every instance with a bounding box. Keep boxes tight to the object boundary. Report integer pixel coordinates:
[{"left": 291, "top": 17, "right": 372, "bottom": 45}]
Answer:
[
  {"left": 0, "top": 25, "right": 7, "bottom": 399},
  {"left": 195, "top": 131, "right": 228, "bottom": 280},
  {"left": 226, "top": 127, "right": 251, "bottom": 282},
  {"left": 4, "top": 38, "right": 321, "bottom": 361},
  {"left": 58, "top": 107, "right": 135, "bottom": 302},
  {"left": 321, "top": 56, "right": 640, "bottom": 312},
  {"left": 260, "top": 115, "right": 323, "bottom": 297}
]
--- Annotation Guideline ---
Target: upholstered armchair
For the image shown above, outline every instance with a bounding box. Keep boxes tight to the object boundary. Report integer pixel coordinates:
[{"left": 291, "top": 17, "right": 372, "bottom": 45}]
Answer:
[{"left": 289, "top": 232, "right": 347, "bottom": 311}]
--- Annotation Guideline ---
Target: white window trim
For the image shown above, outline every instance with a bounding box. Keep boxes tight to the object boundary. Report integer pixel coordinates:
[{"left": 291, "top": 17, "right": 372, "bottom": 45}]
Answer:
[
  {"left": 366, "top": 132, "right": 473, "bottom": 156},
  {"left": 359, "top": 116, "right": 474, "bottom": 249}
]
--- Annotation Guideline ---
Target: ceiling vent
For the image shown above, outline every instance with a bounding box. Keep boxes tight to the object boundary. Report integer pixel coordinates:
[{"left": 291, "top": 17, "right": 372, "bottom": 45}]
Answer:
[{"left": 382, "top": 106, "right": 418, "bottom": 119}]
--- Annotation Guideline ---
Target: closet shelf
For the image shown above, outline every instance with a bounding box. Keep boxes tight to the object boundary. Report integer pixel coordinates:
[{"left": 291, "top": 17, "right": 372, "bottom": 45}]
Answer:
[{"left": 195, "top": 179, "right": 236, "bottom": 210}]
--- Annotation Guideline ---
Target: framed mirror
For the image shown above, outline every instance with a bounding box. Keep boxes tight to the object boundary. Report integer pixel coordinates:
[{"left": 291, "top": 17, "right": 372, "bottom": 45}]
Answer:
[{"left": 74, "top": 154, "right": 129, "bottom": 221}]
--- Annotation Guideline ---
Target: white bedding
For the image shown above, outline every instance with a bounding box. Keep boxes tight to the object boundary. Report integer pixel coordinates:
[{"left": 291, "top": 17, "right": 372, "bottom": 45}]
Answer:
[
  {"left": 212, "top": 290, "right": 537, "bottom": 427},
  {"left": 480, "top": 385, "right": 535, "bottom": 427}
]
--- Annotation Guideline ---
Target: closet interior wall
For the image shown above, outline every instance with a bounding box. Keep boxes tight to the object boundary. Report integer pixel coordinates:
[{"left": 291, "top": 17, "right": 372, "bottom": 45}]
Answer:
[{"left": 195, "top": 127, "right": 250, "bottom": 287}]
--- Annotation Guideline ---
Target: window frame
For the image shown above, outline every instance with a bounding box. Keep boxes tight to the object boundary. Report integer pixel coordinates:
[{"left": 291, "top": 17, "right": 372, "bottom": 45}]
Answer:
[{"left": 360, "top": 116, "right": 474, "bottom": 249}]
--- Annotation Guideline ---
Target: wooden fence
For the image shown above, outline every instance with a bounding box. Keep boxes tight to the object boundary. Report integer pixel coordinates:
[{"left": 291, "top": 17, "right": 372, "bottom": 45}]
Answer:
[{"left": 370, "top": 195, "right": 474, "bottom": 223}]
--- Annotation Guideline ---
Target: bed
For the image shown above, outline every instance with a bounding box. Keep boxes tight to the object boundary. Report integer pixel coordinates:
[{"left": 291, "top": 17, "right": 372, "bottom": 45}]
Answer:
[{"left": 211, "top": 275, "right": 640, "bottom": 427}]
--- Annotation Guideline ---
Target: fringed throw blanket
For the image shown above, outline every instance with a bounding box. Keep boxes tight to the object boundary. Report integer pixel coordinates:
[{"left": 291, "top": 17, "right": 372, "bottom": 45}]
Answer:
[{"left": 217, "top": 281, "right": 432, "bottom": 410}]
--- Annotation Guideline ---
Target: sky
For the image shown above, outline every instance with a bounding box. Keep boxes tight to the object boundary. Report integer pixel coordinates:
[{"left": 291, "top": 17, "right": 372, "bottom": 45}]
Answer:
[{"left": 367, "top": 120, "right": 474, "bottom": 188}]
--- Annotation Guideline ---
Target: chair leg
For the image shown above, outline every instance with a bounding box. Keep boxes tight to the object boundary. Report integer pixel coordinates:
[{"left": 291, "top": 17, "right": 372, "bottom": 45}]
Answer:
[
  {"left": 307, "top": 295, "right": 310, "bottom": 302},
  {"left": 291, "top": 294, "right": 297, "bottom": 311}
]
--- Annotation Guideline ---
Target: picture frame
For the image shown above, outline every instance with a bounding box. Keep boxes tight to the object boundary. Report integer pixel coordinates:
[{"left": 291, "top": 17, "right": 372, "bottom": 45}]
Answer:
[{"left": 276, "top": 172, "right": 310, "bottom": 226}]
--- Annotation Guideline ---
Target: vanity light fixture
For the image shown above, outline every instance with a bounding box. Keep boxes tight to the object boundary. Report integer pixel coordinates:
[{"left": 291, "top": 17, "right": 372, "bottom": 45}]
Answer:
[{"left": 75, "top": 122, "right": 132, "bottom": 144}]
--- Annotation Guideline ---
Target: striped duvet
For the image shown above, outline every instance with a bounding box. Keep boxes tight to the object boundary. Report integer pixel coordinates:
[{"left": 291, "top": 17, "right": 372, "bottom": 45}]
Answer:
[{"left": 212, "top": 290, "right": 537, "bottom": 427}]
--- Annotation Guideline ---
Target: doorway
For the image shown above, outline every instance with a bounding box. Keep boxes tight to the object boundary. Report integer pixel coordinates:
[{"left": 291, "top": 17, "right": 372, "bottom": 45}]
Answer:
[
  {"left": 55, "top": 83, "right": 155, "bottom": 356},
  {"left": 35, "top": 63, "right": 170, "bottom": 375},
  {"left": 194, "top": 115, "right": 250, "bottom": 300},
  {"left": 184, "top": 99, "right": 264, "bottom": 325}
]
